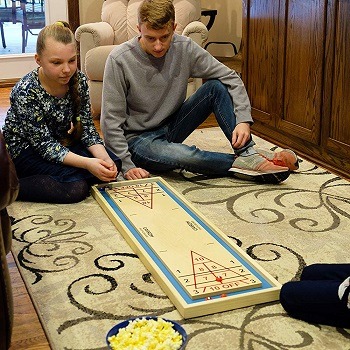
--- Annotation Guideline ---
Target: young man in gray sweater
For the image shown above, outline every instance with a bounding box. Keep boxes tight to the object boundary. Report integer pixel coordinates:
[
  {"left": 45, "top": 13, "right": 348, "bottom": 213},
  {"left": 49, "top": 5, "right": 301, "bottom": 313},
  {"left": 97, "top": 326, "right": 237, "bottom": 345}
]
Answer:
[{"left": 101, "top": 0, "right": 298, "bottom": 183}]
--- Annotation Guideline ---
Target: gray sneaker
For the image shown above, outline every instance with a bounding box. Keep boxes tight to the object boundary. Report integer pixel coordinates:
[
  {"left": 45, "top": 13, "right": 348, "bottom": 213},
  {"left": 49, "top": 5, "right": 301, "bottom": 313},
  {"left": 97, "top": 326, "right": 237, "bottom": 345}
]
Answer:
[{"left": 229, "top": 153, "right": 290, "bottom": 184}]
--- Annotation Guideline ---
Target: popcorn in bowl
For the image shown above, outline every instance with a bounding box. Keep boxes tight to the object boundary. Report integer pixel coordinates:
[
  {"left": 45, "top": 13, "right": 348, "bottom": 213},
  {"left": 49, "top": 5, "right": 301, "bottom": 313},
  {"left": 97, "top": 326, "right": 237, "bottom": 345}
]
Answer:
[{"left": 106, "top": 316, "right": 187, "bottom": 350}]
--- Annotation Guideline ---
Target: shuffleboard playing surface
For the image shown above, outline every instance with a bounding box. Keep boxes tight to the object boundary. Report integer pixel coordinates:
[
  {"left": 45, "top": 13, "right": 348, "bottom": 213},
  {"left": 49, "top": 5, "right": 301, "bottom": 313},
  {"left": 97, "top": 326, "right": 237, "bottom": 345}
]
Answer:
[{"left": 106, "top": 182, "right": 262, "bottom": 299}]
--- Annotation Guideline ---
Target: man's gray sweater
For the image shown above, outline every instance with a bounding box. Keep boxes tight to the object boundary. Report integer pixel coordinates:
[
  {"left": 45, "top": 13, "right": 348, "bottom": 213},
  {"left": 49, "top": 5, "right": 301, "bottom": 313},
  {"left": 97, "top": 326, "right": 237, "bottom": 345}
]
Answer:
[{"left": 101, "top": 33, "right": 253, "bottom": 173}]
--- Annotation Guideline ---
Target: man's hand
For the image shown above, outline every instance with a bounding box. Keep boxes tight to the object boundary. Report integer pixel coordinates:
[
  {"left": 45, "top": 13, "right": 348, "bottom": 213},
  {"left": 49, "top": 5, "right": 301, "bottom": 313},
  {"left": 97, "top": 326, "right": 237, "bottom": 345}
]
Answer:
[
  {"left": 231, "top": 122, "right": 251, "bottom": 149},
  {"left": 124, "top": 167, "right": 150, "bottom": 180}
]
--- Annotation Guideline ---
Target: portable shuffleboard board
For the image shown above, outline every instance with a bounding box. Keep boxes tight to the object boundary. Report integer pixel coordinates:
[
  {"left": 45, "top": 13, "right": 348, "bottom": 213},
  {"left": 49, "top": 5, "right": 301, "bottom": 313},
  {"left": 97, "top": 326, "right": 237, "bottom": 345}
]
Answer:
[{"left": 91, "top": 177, "right": 281, "bottom": 318}]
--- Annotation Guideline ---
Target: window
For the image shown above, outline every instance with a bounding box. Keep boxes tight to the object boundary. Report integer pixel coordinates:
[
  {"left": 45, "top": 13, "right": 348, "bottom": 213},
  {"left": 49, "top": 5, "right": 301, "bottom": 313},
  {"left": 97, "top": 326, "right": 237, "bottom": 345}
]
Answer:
[{"left": 0, "top": 0, "right": 72, "bottom": 81}]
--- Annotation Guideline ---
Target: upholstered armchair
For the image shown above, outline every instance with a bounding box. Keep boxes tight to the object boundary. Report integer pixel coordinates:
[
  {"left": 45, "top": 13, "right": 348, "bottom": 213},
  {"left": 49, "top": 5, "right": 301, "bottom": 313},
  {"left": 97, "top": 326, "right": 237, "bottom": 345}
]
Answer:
[{"left": 75, "top": 0, "right": 208, "bottom": 117}]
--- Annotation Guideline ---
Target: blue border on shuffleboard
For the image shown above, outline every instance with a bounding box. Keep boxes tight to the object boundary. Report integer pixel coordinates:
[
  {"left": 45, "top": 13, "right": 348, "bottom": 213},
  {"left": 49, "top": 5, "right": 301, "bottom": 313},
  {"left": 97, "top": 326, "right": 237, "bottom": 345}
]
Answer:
[{"left": 99, "top": 180, "right": 275, "bottom": 304}]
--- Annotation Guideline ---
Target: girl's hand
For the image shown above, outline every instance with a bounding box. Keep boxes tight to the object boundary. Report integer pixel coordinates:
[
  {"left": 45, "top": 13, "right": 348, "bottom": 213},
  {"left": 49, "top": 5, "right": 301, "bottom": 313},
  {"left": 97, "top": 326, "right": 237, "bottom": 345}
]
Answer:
[
  {"left": 102, "top": 156, "right": 118, "bottom": 173},
  {"left": 85, "top": 158, "right": 118, "bottom": 182}
]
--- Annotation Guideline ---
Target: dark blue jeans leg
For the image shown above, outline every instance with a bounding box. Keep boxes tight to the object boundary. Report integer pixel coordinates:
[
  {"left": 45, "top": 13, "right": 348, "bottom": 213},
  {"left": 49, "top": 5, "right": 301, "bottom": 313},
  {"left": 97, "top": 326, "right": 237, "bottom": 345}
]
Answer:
[{"left": 280, "top": 264, "right": 350, "bottom": 328}]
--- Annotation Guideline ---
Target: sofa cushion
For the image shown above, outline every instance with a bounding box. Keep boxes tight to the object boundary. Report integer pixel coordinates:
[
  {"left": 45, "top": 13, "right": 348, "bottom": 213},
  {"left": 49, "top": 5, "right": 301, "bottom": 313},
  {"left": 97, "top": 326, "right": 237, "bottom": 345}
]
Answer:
[
  {"left": 102, "top": 0, "right": 138, "bottom": 44},
  {"left": 101, "top": 0, "right": 201, "bottom": 44},
  {"left": 85, "top": 45, "right": 116, "bottom": 81}
]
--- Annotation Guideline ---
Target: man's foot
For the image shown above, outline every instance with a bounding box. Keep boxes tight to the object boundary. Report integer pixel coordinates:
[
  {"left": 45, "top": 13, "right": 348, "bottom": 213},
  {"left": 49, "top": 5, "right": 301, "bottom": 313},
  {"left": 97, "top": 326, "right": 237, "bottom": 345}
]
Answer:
[
  {"left": 229, "top": 153, "right": 290, "bottom": 184},
  {"left": 258, "top": 148, "right": 299, "bottom": 171}
]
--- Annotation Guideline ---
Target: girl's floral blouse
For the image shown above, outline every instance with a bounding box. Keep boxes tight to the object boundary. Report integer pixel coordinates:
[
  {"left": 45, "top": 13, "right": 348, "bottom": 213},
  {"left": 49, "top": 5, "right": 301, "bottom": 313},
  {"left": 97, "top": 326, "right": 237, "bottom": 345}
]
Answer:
[{"left": 3, "top": 68, "right": 103, "bottom": 163}]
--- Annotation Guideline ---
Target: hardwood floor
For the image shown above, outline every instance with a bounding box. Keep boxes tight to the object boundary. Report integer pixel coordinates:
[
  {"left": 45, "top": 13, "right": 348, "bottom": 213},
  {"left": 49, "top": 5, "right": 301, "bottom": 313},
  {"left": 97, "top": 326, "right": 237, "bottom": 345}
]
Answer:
[
  {"left": 0, "top": 55, "right": 240, "bottom": 349},
  {"left": 7, "top": 254, "right": 51, "bottom": 350}
]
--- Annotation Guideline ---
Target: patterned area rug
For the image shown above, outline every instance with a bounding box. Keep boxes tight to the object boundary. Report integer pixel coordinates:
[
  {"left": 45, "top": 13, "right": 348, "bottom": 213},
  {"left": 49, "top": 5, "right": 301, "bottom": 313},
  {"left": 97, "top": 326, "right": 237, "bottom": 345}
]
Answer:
[{"left": 8, "top": 127, "right": 350, "bottom": 350}]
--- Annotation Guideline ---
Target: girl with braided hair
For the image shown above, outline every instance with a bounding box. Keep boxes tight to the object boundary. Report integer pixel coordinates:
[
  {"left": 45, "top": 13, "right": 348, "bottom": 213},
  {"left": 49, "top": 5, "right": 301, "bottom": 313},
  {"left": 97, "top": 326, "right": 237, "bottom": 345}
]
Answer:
[{"left": 2, "top": 21, "right": 121, "bottom": 203}]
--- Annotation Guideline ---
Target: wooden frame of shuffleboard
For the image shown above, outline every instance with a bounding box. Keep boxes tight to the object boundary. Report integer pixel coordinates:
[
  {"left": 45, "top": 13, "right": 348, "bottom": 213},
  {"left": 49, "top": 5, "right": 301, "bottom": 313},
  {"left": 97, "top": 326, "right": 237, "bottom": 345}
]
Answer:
[{"left": 91, "top": 177, "right": 281, "bottom": 319}]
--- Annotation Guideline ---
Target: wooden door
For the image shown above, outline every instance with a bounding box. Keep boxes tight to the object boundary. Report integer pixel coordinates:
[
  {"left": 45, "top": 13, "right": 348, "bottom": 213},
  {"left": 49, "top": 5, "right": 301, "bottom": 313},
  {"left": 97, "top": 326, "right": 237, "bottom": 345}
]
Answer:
[
  {"left": 243, "top": 0, "right": 350, "bottom": 178},
  {"left": 242, "top": 0, "right": 280, "bottom": 126},
  {"left": 322, "top": 0, "right": 350, "bottom": 161},
  {"left": 243, "top": 0, "right": 326, "bottom": 145}
]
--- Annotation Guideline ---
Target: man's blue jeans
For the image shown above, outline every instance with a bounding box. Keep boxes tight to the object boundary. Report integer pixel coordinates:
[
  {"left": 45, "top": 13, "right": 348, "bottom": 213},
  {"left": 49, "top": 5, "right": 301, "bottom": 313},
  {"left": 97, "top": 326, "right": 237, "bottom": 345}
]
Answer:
[{"left": 127, "top": 79, "right": 254, "bottom": 176}]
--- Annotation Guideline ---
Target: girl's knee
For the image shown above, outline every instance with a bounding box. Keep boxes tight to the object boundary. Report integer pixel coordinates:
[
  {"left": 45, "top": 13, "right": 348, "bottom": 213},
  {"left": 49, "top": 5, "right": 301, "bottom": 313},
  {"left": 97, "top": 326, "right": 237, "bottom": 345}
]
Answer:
[{"left": 64, "top": 180, "right": 90, "bottom": 203}]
